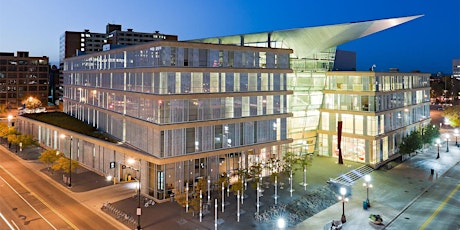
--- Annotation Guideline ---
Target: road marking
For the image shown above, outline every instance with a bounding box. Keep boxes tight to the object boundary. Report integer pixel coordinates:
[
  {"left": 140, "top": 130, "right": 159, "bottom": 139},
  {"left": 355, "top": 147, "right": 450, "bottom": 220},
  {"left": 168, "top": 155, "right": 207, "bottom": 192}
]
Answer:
[
  {"left": 0, "top": 212, "right": 15, "bottom": 230},
  {"left": 0, "top": 174, "right": 57, "bottom": 230},
  {"left": 0, "top": 165, "right": 78, "bottom": 230},
  {"left": 419, "top": 183, "right": 460, "bottom": 230}
]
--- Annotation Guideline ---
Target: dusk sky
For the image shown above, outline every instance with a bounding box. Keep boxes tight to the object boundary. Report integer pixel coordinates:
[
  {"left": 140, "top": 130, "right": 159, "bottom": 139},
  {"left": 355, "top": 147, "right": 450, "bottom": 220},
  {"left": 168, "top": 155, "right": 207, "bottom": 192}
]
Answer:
[{"left": 0, "top": 0, "right": 458, "bottom": 74}]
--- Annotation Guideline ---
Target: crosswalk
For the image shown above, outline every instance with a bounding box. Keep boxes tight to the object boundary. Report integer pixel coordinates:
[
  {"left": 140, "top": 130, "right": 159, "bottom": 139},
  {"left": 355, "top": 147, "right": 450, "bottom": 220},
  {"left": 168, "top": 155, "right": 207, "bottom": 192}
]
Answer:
[{"left": 330, "top": 165, "right": 374, "bottom": 186}]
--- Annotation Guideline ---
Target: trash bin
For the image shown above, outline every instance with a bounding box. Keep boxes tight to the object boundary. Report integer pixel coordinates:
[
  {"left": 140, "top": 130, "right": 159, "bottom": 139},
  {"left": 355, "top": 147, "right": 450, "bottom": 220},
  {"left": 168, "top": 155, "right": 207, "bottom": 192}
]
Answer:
[
  {"left": 170, "top": 193, "right": 175, "bottom": 202},
  {"left": 363, "top": 201, "right": 368, "bottom": 210},
  {"left": 431, "top": 169, "right": 434, "bottom": 175}
]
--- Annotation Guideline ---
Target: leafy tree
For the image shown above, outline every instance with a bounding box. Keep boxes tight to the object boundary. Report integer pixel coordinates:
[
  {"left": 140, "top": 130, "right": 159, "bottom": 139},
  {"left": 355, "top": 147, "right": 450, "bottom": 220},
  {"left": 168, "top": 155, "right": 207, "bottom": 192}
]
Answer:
[
  {"left": 229, "top": 168, "right": 247, "bottom": 196},
  {"left": 0, "top": 104, "right": 7, "bottom": 115},
  {"left": 51, "top": 157, "right": 79, "bottom": 173},
  {"left": 443, "top": 105, "right": 460, "bottom": 127},
  {"left": 399, "top": 130, "right": 423, "bottom": 155},
  {"left": 421, "top": 125, "right": 440, "bottom": 145},
  {"left": 39, "top": 149, "right": 61, "bottom": 169},
  {"left": 18, "top": 134, "right": 36, "bottom": 148},
  {"left": 188, "top": 177, "right": 207, "bottom": 216},
  {"left": 248, "top": 161, "right": 263, "bottom": 189},
  {"left": 265, "top": 157, "right": 282, "bottom": 183},
  {"left": 217, "top": 172, "right": 229, "bottom": 194},
  {"left": 22, "top": 96, "right": 42, "bottom": 109},
  {"left": 281, "top": 152, "right": 296, "bottom": 174}
]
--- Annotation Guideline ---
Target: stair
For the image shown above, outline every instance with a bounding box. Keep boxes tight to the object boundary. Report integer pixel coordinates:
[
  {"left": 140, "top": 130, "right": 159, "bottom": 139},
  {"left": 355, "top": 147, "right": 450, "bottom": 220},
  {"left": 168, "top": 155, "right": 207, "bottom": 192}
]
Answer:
[{"left": 331, "top": 165, "right": 374, "bottom": 186}]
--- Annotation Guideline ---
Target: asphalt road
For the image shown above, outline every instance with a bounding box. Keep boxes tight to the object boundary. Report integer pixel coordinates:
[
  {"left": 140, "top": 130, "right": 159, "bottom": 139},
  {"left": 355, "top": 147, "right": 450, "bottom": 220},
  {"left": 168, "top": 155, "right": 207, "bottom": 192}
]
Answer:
[
  {"left": 0, "top": 166, "right": 72, "bottom": 229},
  {"left": 0, "top": 146, "right": 120, "bottom": 230},
  {"left": 386, "top": 162, "right": 460, "bottom": 229}
]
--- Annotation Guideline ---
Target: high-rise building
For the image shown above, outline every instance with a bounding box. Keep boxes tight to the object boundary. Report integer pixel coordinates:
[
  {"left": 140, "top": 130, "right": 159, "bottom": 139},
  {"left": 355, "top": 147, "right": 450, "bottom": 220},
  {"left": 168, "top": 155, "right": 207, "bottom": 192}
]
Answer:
[
  {"left": 453, "top": 59, "right": 460, "bottom": 79},
  {"left": 0, "top": 51, "right": 49, "bottom": 109}
]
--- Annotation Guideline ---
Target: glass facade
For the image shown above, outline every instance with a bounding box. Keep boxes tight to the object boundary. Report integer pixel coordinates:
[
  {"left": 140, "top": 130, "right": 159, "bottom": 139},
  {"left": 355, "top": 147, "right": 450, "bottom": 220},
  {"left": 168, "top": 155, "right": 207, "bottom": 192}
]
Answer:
[
  {"left": 318, "top": 72, "right": 431, "bottom": 166},
  {"left": 62, "top": 41, "right": 292, "bottom": 200}
]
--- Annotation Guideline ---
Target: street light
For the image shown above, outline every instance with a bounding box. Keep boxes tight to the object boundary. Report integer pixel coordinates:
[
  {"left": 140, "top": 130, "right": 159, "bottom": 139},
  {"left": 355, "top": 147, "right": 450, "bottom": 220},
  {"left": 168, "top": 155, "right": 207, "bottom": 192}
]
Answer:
[
  {"left": 128, "top": 158, "right": 142, "bottom": 230},
  {"left": 7, "top": 114, "right": 13, "bottom": 127},
  {"left": 362, "top": 175, "right": 373, "bottom": 207},
  {"left": 445, "top": 134, "right": 450, "bottom": 152},
  {"left": 338, "top": 187, "right": 348, "bottom": 223},
  {"left": 60, "top": 134, "right": 72, "bottom": 187},
  {"left": 436, "top": 138, "right": 441, "bottom": 159},
  {"left": 455, "top": 129, "right": 459, "bottom": 147}
]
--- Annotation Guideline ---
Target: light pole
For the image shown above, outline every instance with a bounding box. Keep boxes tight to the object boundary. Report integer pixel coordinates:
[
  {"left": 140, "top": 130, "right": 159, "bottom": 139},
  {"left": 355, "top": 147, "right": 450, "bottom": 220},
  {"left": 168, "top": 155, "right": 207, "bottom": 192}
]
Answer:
[
  {"left": 60, "top": 134, "right": 73, "bottom": 187},
  {"left": 436, "top": 138, "right": 441, "bottom": 159},
  {"left": 7, "top": 114, "right": 13, "bottom": 127},
  {"left": 445, "top": 134, "right": 450, "bottom": 152},
  {"left": 338, "top": 187, "right": 348, "bottom": 223},
  {"left": 128, "top": 158, "right": 141, "bottom": 230},
  {"left": 455, "top": 129, "right": 459, "bottom": 147},
  {"left": 362, "top": 175, "right": 372, "bottom": 207}
]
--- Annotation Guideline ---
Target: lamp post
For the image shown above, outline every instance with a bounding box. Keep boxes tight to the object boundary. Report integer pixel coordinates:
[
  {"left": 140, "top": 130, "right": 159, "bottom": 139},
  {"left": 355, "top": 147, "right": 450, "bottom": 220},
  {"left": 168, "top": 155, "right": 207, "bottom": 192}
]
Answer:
[
  {"left": 445, "top": 134, "right": 450, "bottom": 152},
  {"left": 362, "top": 175, "right": 372, "bottom": 207},
  {"left": 60, "top": 134, "right": 73, "bottom": 187},
  {"left": 7, "top": 114, "right": 13, "bottom": 127},
  {"left": 128, "top": 158, "right": 142, "bottom": 230},
  {"left": 338, "top": 187, "right": 348, "bottom": 223},
  {"left": 436, "top": 138, "right": 441, "bottom": 159},
  {"left": 455, "top": 129, "right": 459, "bottom": 147}
]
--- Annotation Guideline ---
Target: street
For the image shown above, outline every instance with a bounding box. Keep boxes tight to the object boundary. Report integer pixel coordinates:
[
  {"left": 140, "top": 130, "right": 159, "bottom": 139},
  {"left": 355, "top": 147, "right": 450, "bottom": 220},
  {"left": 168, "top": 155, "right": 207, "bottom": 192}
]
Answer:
[
  {"left": 386, "top": 162, "right": 460, "bottom": 230},
  {"left": 0, "top": 146, "right": 120, "bottom": 230},
  {"left": 0, "top": 165, "right": 70, "bottom": 229}
]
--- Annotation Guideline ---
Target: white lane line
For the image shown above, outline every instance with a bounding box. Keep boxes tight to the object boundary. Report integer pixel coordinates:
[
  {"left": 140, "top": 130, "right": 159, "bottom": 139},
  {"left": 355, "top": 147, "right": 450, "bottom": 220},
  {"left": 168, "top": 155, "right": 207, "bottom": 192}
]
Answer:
[
  {"left": 0, "top": 175, "right": 57, "bottom": 230},
  {"left": 11, "top": 220, "right": 19, "bottom": 230},
  {"left": 0, "top": 212, "right": 15, "bottom": 230}
]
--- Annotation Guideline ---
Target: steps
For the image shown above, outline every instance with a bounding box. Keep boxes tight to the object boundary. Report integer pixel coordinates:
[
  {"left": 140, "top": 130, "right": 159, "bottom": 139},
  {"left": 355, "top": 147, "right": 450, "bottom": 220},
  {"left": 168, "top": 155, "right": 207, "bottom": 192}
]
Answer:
[{"left": 330, "top": 165, "right": 374, "bottom": 186}]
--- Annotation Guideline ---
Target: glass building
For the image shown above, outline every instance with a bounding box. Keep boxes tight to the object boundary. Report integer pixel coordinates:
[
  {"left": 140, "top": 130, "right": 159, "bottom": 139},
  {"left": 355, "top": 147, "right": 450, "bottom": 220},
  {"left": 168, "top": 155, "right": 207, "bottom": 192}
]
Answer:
[
  {"left": 60, "top": 41, "right": 292, "bottom": 199},
  {"left": 190, "top": 15, "right": 425, "bottom": 163},
  {"left": 319, "top": 71, "right": 430, "bottom": 167},
  {"left": 16, "top": 15, "right": 428, "bottom": 201}
]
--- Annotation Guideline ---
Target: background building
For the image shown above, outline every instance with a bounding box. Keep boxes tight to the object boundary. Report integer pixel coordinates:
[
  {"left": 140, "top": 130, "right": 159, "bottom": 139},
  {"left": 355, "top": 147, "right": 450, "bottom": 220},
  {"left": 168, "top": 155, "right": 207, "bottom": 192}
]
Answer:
[
  {"left": 0, "top": 51, "right": 49, "bottom": 109},
  {"left": 453, "top": 59, "right": 460, "bottom": 79},
  {"left": 333, "top": 50, "right": 357, "bottom": 71}
]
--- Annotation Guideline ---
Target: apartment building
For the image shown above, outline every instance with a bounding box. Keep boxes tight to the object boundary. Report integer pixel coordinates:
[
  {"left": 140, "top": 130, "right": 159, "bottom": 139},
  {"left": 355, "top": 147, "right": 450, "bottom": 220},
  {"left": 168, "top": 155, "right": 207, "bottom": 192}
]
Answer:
[{"left": 0, "top": 51, "right": 49, "bottom": 109}]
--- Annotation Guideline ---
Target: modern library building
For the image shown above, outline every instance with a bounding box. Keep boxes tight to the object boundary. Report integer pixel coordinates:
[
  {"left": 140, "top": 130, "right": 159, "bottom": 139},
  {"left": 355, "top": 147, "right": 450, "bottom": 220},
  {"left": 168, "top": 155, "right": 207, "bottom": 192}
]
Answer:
[{"left": 16, "top": 15, "right": 430, "bottom": 201}]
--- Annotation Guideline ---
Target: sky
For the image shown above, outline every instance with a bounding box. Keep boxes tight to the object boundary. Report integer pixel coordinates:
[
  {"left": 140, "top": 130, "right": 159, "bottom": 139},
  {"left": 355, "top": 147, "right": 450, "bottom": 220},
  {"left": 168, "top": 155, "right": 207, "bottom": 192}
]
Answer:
[{"left": 0, "top": 0, "right": 458, "bottom": 74}]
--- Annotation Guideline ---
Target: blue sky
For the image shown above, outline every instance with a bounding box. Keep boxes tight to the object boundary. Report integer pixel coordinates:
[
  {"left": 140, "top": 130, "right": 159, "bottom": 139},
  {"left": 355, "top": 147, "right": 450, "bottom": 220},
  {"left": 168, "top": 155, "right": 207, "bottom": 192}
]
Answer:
[{"left": 0, "top": 0, "right": 458, "bottom": 74}]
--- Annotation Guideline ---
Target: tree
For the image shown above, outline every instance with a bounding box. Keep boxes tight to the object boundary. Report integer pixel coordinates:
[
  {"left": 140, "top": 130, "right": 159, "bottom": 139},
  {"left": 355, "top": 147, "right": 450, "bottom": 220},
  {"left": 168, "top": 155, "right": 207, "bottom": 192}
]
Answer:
[
  {"left": 39, "top": 149, "right": 61, "bottom": 169},
  {"left": 399, "top": 130, "right": 423, "bottom": 155},
  {"left": 18, "top": 134, "right": 36, "bottom": 148},
  {"left": 51, "top": 157, "right": 79, "bottom": 173},
  {"left": 22, "top": 96, "right": 42, "bottom": 109},
  {"left": 421, "top": 125, "right": 440, "bottom": 145},
  {"left": 188, "top": 177, "right": 207, "bottom": 216},
  {"left": 265, "top": 157, "right": 281, "bottom": 183},
  {"left": 443, "top": 105, "right": 460, "bottom": 127}
]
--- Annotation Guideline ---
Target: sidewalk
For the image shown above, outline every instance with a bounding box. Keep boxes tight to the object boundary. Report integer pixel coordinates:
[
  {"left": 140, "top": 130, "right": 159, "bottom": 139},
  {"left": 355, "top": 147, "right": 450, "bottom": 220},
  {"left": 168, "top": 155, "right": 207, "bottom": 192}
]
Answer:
[{"left": 296, "top": 142, "right": 460, "bottom": 230}]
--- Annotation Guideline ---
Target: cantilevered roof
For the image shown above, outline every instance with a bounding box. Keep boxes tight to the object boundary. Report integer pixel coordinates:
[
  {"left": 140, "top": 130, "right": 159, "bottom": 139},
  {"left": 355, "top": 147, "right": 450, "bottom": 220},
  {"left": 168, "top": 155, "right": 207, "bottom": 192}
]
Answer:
[{"left": 188, "top": 15, "right": 423, "bottom": 58}]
